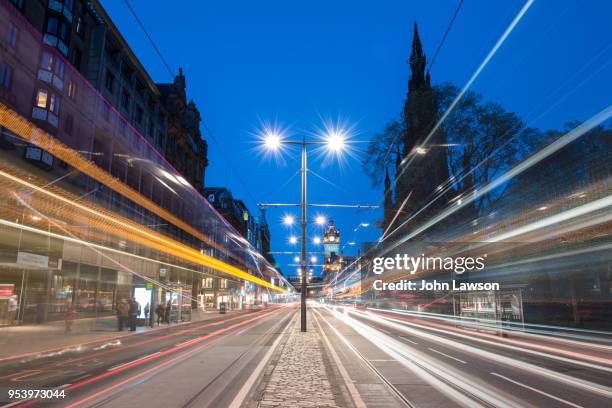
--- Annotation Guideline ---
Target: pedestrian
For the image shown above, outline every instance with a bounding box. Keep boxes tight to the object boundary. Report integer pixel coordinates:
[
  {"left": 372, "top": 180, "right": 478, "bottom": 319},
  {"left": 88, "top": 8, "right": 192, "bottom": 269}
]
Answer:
[
  {"left": 155, "top": 303, "right": 164, "bottom": 325},
  {"left": 144, "top": 303, "right": 150, "bottom": 320},
  {"left": 117, "top": 298, "right": 128, "bottom": 331},
  {"left": 64, "top": 304, "right": 75, "bottom": 334},
  {"left": 128, "top": 298, "right": 137, "bottom": 331},
  {"left": 165, "top": 299, "right": 172, "bottom": 324}
]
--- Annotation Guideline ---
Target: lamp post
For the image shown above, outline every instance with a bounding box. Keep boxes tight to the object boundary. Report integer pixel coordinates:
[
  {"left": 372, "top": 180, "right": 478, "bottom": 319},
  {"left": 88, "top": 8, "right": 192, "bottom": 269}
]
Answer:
[{"left": 262, "top": 132, "right": 345, "bottom": 332}]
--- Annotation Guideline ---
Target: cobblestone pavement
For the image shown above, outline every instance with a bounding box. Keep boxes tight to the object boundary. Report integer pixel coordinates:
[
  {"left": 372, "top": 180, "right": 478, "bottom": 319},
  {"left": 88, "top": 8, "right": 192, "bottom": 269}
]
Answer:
[{"left": 256, "top": 312, "right": 344, "bottom": 407}]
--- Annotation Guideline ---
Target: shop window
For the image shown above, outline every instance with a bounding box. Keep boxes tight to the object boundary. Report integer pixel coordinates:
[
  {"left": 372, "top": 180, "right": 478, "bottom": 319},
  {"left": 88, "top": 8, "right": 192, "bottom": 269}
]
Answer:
[
  {"left": 98, "top": 269, "right": 117, "bottom": 312},
  {"left": 76, "top": 264, "right": 98, "bottom": 313},
  {"left": 48, "top": 262, "right": 77, "bottom": 318}
]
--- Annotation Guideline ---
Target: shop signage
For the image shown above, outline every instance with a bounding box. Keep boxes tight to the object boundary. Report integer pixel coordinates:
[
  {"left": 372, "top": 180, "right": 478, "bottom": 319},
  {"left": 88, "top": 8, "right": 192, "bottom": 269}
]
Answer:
[
  {"left": 17, "top": 251, "right": 49, "bottom": 268},
  {"left": 16, "top": 251, "right": 62, "bottom": 269},
  {"left": 0, "top": 284, "right": 15, "bottom": 297}
]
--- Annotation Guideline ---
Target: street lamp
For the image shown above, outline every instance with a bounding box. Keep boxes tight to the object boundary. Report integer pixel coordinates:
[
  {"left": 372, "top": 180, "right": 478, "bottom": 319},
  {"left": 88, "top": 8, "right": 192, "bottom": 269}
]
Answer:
[
  {"left": 289, "top": 236, "right": 298, "bottom": 244},
  {"left": 315, "top": 215, "right": 326, "bottom": 226},
  {"left": 313, "top": 236, "right": 321, "bottom": 245},
  {"left": 264, "top": 133, "right": 282, "bottom": 150},
  {"left": 262, "top": 129, "right": 347, "bottom": 332},
  {"left": 283, "top": 215, "right": 295, "bottom": 226}
]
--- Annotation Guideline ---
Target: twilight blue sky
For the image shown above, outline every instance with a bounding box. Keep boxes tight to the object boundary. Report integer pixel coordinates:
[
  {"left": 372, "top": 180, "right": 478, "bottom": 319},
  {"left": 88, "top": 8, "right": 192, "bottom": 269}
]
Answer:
[{"left": 101, "top": 0, "right": 611, "bottom": 277}]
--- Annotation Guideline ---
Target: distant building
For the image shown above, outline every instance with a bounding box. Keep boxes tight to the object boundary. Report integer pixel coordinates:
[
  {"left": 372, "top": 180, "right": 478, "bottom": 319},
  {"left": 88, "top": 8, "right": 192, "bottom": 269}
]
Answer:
[
  {"left": 157, "top": 69, "right": 208, "bottom": 193},
  {"left": 321, "top": 220, "right": 345, "bottom": 283},
  {"left": 204, "top": 187, "right": 273, "bottom": 264}
]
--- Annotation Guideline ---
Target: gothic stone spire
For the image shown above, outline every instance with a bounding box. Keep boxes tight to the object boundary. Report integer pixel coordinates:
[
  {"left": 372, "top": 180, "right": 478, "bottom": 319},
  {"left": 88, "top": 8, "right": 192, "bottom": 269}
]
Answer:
[{"left": 409, "top": 22, "right": 427, "bottom": 92}]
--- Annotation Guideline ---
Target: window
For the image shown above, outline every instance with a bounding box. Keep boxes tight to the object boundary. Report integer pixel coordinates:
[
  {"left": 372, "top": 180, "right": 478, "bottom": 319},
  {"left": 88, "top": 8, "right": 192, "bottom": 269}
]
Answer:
[
  {"left": 48, "top": 0, "right": 73, "bottom": 21},
  {"left": 75, "top": 17, "right": 85, "bottom": 38},
  {"left": 45, "top": 17, "right": 69, "bottom": 54},
  {"left": 5, "top": 23, "right": 17, "bottom": 48},
  {"left": 54, "top": 58, "right": 65, "bottom": 79},
  {"left": 41, "top": 52, "right": 54, "bottom": 71},
  {"left": 220, "top": 279, "right": 228, "bottom": 289},
  {"left": 49, "top": 93, "right": 60, "bottom": 114},
  {"left": 70, "top": 48, "right": 81, "bottom": 70},
  {"left": 0, "top": 63, "right": 12, "bottom": 89},
  {"left": 203, "top": 278, "right": 213, "bottom": 289},
  {"left": 36, "top": 89, "right": 49, "bottom": 109},
  {"left": 105, "top": 70, "right": 114, "bottom": 92},
  {"left": 135, "top": 106, "right": 143, "bottom": 125},
  {"left": 67, "top": 81, "right": 77, "bottom": 99},
  {"left": 121, "top": 89, "right": 130, "bottom": 110},
  {"left": 46, "top": 18, "right": 62, "bottom": 40},
  {"left": 64, "top": 113, "right": 73, "bottom": 135},
  {"left": 101, "top": 102, "right": 110, "bottom": 121},
  {"left": 11, "top": 0, "right": 24, "bottom": 10}
]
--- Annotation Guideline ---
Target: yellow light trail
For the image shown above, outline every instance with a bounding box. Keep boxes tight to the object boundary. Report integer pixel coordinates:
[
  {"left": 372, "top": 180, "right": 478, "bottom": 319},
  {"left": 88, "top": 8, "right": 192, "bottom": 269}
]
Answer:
[
  {"left": 0, "top": 103, "right": 235, "bottom": 262},
  {"left": 0, "top": 105, "right": 283, "bottom": 293}
]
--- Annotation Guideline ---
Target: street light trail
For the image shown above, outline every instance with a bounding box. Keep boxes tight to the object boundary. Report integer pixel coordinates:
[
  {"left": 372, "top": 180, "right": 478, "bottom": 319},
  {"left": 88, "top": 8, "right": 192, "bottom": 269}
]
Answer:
[
  {"left": 346, "top": 308, "right": 612, "bottom": 397},
  {"left": 381, "top": 104, "right": 612, "bottom": 248}
]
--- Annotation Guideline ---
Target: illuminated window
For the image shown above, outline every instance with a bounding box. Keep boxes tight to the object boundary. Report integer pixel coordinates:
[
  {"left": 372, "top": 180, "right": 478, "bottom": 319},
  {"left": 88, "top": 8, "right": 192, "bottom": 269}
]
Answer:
[
  {"left": 41, "top": 52, "right": 54, "bottom": 71},
  {"left": 49, "top": 94, "right": 60, "bottom": 114},
  {"left": 36, "top": 89, "right": 49, "bottom": 109},
  {"left": 67, "top": 81, "right": 77, "bottom": 99},
  {"left": 220, "top": 279, "right": 228, "bottom": 289}
]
